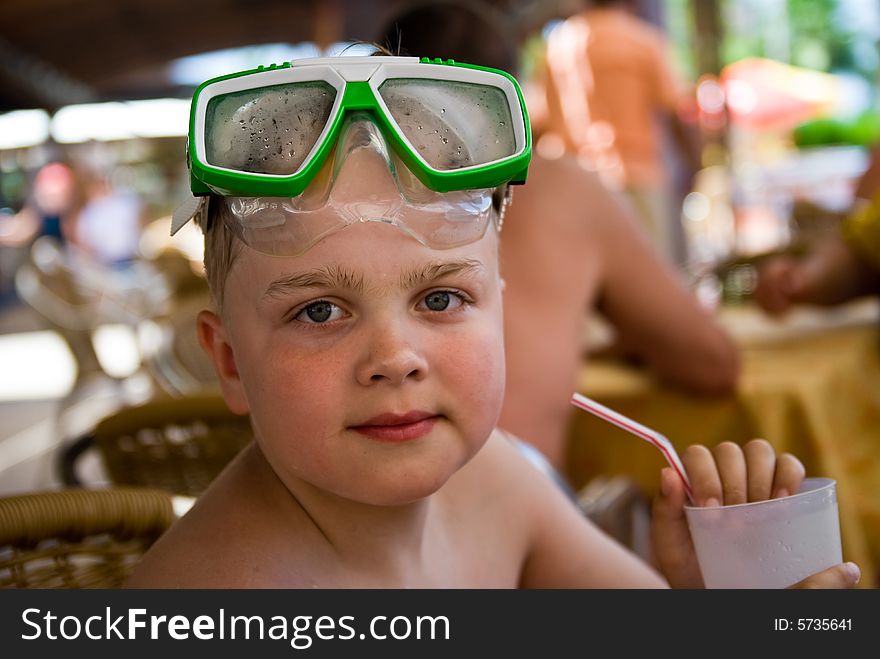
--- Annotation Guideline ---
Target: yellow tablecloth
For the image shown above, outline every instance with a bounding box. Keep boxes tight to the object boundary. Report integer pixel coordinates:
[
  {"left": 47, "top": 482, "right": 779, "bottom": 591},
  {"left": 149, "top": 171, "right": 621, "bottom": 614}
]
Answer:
[{"left": 567, "top": 300, "right": 880, "bottom": 587}]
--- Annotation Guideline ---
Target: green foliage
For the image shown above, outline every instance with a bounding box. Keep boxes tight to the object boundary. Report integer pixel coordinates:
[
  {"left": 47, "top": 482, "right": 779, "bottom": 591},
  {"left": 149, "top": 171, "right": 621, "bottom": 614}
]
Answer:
[
  {"left": 719, "top": 0, "right": 873, "bottom": 80},
  {"left": 793, "top": 111, "right": 880, "bottom": 147}
]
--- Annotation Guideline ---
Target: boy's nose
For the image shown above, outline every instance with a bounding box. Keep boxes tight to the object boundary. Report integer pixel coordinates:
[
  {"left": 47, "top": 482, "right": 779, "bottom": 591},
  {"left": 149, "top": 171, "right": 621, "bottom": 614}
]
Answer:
[{"left": 355, "top": 324, "right": 429, "bottom": 387}]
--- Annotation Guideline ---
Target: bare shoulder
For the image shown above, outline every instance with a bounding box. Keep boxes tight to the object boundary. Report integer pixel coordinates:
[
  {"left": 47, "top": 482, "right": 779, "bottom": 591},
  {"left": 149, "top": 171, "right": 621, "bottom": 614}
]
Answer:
[
  {"left": 126, "top": 446, "right": 318, "bottom": 588},
  {"left": 449, "top": 429, "right": 573, "bottom": 533},
  {"left": 454, "top": 428, "right": 555, "bottom": 494},
  {"left": 517, "top": 155, "right": 638, "bottom": 236},
  {"left": 457, "top": 430, "right": 667, "bottom": 588},
  {"left": 525, "top": 155, "right": 609, "bottom": 201},
  {"left": 427, "top": 430, "right": 571, "bottom": 582}
]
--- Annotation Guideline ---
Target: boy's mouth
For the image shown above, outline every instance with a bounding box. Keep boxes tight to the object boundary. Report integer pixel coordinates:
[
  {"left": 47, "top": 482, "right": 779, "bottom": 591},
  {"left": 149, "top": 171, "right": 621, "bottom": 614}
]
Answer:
[{"left": 350, "top": 411, "right": 440, "bottom": 442}]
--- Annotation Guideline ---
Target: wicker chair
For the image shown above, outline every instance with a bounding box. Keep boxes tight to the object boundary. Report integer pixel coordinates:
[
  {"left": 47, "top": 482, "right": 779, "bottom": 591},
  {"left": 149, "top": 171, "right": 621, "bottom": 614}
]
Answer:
[
  {"left": 0, "top": 488, "right": 175, "bottom": 588},
  {"left": 59, "top": 393, "right": 253, "bottom": 497}
]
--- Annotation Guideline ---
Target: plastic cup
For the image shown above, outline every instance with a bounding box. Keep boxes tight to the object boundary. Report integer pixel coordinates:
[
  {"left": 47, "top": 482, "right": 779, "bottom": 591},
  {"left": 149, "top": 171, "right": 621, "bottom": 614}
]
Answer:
[{"left": 684, "top": 478, "right": 842, "bottom": 589}]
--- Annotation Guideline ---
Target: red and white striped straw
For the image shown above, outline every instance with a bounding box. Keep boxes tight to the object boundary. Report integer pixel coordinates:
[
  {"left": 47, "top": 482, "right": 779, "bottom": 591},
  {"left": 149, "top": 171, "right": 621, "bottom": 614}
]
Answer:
[{"left": 570, "top": 392, "right": 694, "bottom": 502}]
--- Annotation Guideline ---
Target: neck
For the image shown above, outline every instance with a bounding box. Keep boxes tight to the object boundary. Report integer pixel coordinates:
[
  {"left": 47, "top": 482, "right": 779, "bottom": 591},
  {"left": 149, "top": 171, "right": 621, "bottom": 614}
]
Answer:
[{"left": 249, "top": 445, "right": 447, "bottom": 584}]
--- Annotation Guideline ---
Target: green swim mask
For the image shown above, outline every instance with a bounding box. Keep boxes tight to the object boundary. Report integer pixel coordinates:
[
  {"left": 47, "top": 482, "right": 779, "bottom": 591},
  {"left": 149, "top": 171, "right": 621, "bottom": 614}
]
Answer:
[{"left": 172, "top": 55, "right": 531, "bottom": 254}]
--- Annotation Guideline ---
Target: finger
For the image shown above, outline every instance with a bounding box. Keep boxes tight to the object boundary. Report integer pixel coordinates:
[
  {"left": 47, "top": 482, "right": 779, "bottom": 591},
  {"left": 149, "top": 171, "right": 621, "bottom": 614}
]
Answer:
[
  {"left": 743, "top": 439, "right": 776, "bottom": 502},
  {"left": 788, "top": 563, "right": 860, "bottom": 589},
  {"left": 653, "top": 467, "right": 687, "bottom": 523},
  {"left": 682, "top": 445, "right": 722, "bottom": 507},
  {"left": 771, "top": 452, "right": 806, "bottom": 499},
  {"left": 712, "top": 442, "right": 747, "bottom": 505},
  {"left": 651, "top": 468, "right": 704, "bottom": 589},
  {"left": 755, "top": 259, "right": 797, "bottom": 315}
]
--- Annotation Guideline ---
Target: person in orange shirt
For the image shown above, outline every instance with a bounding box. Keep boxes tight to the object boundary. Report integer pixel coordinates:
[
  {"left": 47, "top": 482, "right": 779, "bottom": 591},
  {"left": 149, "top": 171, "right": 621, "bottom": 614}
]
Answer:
[{"left": 540, "top": 0, "right": 700, "bottom": 265}]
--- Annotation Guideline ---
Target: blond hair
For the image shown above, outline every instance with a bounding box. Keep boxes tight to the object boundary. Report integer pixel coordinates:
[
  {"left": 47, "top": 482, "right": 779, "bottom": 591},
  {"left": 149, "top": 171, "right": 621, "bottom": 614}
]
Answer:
[{"left": 201, "top": 197, "right": 241, "bottom": 313}]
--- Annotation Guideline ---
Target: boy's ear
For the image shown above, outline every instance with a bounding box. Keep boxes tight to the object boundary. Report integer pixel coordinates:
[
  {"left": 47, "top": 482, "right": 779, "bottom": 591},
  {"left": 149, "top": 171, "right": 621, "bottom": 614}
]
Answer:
[{"left": 196, "top": 309, "right": 250, "bottom": 415}]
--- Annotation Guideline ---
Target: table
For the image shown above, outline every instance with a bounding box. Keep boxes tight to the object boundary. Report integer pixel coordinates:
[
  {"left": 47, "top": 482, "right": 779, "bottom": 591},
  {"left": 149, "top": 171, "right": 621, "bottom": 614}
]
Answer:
[{"left": 567, "top": 299, "right": 880, "bottom": 587}]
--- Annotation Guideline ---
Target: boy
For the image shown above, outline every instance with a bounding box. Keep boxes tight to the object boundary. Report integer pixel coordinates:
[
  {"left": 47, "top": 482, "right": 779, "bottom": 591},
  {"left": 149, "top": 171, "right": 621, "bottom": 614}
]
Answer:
[{"left": 128, "top": 55, "right": 856, "bottom": 588}]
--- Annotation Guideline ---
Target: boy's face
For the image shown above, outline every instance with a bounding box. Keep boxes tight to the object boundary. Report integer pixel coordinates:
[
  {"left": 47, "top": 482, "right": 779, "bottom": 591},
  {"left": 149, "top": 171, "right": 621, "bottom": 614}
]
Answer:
[{"left": 200, "top": 148, "right": 506, "bottom": 506}]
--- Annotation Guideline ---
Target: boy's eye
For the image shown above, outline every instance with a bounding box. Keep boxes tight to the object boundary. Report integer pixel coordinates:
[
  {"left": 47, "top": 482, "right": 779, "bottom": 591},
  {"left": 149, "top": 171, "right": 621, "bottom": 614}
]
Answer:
[
  {"left": 421, "top": 290, "right": 463, "bottom": 312},
  {"left": 295, "top": 300, "right": 344, "bottom": 324},
  {"left": 425, "top": 291, "right": 451, "bottom": 311}
]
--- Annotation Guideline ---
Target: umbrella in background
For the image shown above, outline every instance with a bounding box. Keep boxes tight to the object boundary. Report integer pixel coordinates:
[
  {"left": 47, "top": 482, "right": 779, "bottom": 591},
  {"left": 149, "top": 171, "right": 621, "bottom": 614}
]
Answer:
[{"left": 721, "top": 57, "right": 843, "bottom": 131}]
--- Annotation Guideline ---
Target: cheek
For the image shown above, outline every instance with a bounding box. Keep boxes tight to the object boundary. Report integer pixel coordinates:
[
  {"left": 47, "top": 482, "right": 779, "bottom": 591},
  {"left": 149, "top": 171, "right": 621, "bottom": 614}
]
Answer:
[
  {"left": 238, "top": 336, "right": 351, "bottom": 441},
  {"left": 435, "top": 320, "right": 506, "bottom": 429}
]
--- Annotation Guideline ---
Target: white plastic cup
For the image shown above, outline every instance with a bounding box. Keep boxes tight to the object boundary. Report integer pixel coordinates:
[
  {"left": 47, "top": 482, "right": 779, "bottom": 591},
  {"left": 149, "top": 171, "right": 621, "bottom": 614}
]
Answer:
[{"left": 684, "top": 478, "right": 842, "bottom": 589}]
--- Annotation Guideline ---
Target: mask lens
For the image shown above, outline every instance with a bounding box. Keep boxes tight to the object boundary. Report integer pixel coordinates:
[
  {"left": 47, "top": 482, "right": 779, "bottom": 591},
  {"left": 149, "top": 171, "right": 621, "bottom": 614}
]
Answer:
[
  {"left": 378, "top": 78, "right": 517, "bottom": 170},
  {"left": 205, "top": 81, "right": 337, "bottom": 175}
]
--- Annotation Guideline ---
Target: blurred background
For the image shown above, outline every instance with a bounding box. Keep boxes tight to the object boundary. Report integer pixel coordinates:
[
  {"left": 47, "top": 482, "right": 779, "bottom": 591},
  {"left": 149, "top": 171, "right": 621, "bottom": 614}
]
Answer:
[{"left": 1, "top": 0, "right": 879, "bottom": 498}]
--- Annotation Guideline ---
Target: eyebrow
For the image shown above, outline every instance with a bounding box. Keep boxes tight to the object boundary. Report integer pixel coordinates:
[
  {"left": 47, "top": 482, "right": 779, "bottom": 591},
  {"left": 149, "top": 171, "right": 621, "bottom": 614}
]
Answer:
[
  {"left": 263, "top": 265, "right": 366, "bottom": 300},
  {"left": 262, "top": 259, "right": 485, "bottom": 300},
  {"left": 399, "top": 259, "right": 485, "bottom": 290}
]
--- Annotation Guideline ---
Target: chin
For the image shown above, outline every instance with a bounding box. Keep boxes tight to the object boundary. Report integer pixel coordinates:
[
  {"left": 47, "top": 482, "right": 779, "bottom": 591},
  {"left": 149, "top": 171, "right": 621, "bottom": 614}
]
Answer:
[{"left": 350, "top": 459, "right": 463, "bottom": 507}]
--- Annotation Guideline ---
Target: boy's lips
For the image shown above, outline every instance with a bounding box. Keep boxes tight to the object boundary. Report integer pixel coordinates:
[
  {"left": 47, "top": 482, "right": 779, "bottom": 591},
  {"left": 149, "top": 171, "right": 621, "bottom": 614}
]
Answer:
[{"left": 350, "top": 411, "right": 440, "bottom": 442}]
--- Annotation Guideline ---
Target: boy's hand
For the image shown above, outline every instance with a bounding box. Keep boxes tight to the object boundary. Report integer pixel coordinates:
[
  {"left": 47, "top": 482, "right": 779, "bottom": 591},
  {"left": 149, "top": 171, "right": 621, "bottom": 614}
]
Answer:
[
  {"left": 788, "top": 563, "right": 860, "bottom": 589},
  {"left": 651, "top": 439, "right": 808, "bottom": 588}
]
